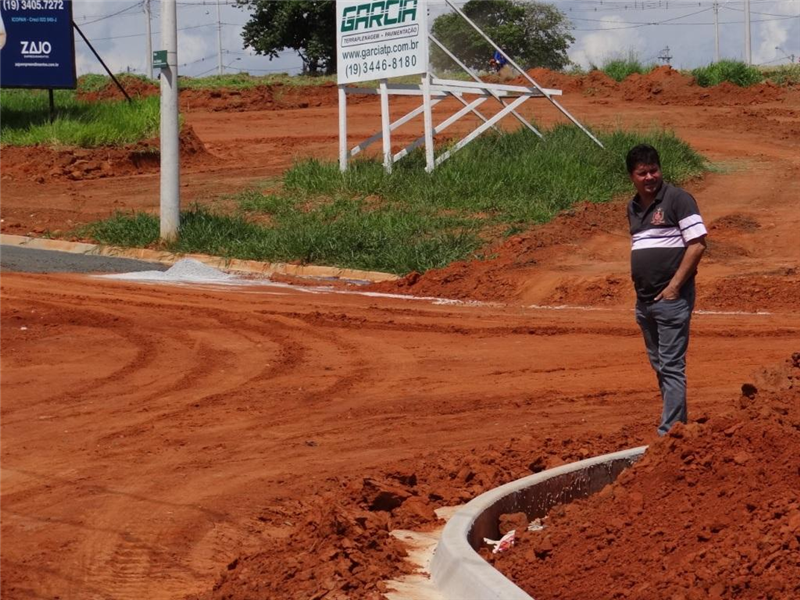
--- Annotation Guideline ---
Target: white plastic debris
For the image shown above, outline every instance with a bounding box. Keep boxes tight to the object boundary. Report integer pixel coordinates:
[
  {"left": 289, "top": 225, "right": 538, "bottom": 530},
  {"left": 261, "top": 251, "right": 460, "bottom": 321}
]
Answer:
[
  {"left": 527, "top": 518, "right": 545, "bottom": 532},
  {"left": 484, "top": 529, "right": 516, "bottom": 554}
]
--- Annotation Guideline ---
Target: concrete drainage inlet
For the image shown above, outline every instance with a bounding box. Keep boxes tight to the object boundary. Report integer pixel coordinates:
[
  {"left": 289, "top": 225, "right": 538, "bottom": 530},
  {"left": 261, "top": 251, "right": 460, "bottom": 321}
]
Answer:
[{"left": 430, "top": 446, "right": 648, "bottom": 600}]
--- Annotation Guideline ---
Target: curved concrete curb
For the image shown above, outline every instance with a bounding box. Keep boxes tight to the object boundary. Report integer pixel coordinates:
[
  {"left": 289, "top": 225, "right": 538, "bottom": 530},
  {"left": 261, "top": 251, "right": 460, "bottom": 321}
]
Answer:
[
  {"left": 0, "top": 234, "right": 399, "bottom": 283},
  {"left": 431, "top": 446, "right": 648, "bottom": 600}
]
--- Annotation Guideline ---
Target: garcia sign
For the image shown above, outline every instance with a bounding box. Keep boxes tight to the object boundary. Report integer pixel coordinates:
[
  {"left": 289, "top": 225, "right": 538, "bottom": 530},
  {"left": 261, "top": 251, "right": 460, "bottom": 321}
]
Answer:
[
  {"left": 0, "top": 0, "right": 77, "bottom": 89},
  {"left": 336, "top": 0, "right": 428, "bottom": 84}
]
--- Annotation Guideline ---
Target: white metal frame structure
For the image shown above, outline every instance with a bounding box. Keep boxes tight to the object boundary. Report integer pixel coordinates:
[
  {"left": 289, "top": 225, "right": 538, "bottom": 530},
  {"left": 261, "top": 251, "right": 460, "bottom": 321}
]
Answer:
[{"left": 338, "top": 0, "right": 602, "bottom": 174}]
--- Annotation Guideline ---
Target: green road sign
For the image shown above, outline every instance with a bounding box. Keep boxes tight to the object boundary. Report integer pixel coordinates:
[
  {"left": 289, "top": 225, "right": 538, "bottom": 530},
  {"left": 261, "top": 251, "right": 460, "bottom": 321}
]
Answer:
[{"left": 153, "top": 50, "right": 168, "bottom": 69}]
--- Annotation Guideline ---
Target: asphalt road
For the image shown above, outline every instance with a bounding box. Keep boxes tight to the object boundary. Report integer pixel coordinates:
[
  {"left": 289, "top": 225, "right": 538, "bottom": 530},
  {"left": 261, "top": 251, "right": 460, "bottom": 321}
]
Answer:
[{"left": 0, "top": 245, "right": 169, "bottom": 274}]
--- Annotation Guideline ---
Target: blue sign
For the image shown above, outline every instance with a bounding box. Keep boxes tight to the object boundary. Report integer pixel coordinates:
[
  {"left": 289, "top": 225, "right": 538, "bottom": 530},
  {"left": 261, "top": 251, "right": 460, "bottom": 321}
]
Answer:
[{"left": 0, "top": 0, "right": 76, "bottom": 89}]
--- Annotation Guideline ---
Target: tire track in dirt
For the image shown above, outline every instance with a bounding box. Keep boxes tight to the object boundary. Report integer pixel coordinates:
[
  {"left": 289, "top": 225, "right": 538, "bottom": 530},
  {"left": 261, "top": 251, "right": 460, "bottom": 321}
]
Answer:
[
  {"left": 2, "top": 273, "right": 799, "bottom": 600},
  {"left": 2, "top": 280, "right": 400, "bottom": 600},
  {"left": 1, "top": 297, "right": 160, "bottom": 414}
]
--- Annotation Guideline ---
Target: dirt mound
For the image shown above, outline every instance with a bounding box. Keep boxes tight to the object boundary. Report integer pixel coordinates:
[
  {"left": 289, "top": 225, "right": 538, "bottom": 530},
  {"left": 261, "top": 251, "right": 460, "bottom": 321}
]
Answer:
[
  {"left": 189, "top": 427, "right": 648, "bottom": 600},
  {"left": 699, "top": 269, "right": 800, "bottom": 312},
  {"left": 620, "top": 65, "right": 696, "bottom": 103},
  {"left": 79, "top": 80, "right": 371, "bottom": 113},
  {"left": 752, "top": 352, "right": 800, "bottom": 392},
  {"left": 709, "top": 212, "right": 761, "bottom": 233},
  {"left": 509, "top": 66, "right": 787, "bottom": 106},
  {"left": 515, "top": 68, "right": 584, "bottom": 93},
  {"left": 0, "top": 125, "right": 211, "bottom": 183},
  {"left": 619, "top": 66, "right": 786, "bottom": 106},
  {"left": 489, "top": 358, "right": 800, "bottom": 600},
  {"left": 78, "top": 77, "right": 159, "bottom": 101},
  {"left": 511, "top": 68, "right": 618, "bottom": 97},
  {"left": 543, "top": 275, "right": 629, "bottom": 307},
  {"left": 370, "top": 201, "right": 626, "bottom": 302}
]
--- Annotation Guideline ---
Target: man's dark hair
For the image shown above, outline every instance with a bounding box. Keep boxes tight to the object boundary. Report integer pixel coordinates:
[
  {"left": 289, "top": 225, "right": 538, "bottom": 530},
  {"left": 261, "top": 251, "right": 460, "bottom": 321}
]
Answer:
[{"left": 626, "top": 144, "right": 661, "bottom": 174}]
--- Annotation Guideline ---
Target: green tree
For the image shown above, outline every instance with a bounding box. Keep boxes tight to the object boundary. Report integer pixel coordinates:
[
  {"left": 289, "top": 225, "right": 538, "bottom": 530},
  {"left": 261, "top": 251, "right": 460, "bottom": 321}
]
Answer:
[
  {"left": 431, "top": 0, "right": 574, "bottom": 73},
  {"left": 238, "top": 0, "right": 336, "bottom": 75}
]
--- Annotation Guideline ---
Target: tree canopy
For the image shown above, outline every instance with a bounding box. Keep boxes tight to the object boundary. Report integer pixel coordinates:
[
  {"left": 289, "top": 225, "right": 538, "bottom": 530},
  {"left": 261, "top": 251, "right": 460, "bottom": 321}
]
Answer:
[
  {"left": 236, "top": 0, "right": 573, "bottom": 77},
  {"left": 238, "top": 0, "right": 336, "bottom": 75},
  {"left": 431, "top": 0, "right": 574, "bottom": 73}
]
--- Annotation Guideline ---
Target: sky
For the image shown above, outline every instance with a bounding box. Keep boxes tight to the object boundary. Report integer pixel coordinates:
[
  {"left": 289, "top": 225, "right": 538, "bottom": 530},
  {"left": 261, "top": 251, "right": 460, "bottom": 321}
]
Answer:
[{"left": 68, "top": 0, "right": 800, "bottom": 79}]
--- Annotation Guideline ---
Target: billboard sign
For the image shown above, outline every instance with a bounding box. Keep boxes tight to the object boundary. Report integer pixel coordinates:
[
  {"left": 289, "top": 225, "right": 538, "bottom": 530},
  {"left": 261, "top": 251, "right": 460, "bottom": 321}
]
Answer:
[
  {"left": 0, "top": 0, "right": 77, "bottom": 89},
  {"left": 336, "top": 0, "right": 428, "bottom": 84}
]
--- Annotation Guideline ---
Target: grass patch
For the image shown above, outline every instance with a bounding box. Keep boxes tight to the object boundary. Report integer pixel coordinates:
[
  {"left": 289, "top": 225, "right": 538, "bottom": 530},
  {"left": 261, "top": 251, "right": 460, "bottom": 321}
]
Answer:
[
  {"left": 85, "top": 203, "right": 479, "bottom": 274},
  {"left": 0, "top": 88, "right": 160, "bottom": 147},
  {"left": 761, "top": 63, "right": 800, "bottom": 86},
  {"left": 598, "top": 52, "right": 655, "bottom": 82},
  {"left": 77, "top": 73, "right": 154, "bottom": 94},
  {"left": 691, "top": 60, "right": 763, "bottom": 87},
  {"left": 178, "top": 72, "right": 338, "bottom": 89},
  {"left": 84, "top": 125, "right": 706, "bottom": 274}
]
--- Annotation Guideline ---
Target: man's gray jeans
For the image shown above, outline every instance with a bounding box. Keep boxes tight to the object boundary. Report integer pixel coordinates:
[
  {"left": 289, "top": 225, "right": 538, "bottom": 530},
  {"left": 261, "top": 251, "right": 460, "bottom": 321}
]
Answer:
[{"left": 635, "top": 282, "right": 695, "bottom": 436}]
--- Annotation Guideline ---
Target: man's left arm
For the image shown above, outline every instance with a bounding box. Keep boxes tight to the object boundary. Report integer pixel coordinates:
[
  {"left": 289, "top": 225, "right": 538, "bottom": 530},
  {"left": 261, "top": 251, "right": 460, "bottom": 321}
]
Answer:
[{"left": 655, "top": 236, "right": 707, "bottom": 301}]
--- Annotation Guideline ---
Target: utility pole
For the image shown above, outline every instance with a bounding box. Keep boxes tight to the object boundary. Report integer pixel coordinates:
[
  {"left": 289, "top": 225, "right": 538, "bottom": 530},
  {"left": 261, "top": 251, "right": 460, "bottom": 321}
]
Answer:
[
  {"left": 658, "top": 46, "right": 673, "bottom": 66},
  {"left": 744, "top": 0, "right": 752, "bottom": 64},
  {"left": 144, "top": 0, "right": 153, "bottom": 78},
  {"left": 713, "top": 0, "right": 720, "bottom": 63},
  {"left": 216, "top": 0, "right": 223, "bottom": 75},
  {"left": 160, "top": 0, "right": 180, "bottom": 241}
]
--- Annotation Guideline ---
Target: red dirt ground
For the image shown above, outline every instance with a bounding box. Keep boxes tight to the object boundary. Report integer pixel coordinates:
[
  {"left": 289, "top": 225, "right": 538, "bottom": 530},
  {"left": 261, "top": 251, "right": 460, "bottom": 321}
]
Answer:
[
  {"left": 1, "top": 71, "right": 800, "bottom": 600},
  {"left": 489, "top": 355, "right": 800, "bottom": 600}
]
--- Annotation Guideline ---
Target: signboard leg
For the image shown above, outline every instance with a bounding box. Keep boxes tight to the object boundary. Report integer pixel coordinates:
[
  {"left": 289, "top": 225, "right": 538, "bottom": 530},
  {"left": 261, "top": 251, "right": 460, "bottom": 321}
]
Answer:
[
  {"left": 48, "top": 90, "right": 55, "bottom": 123},
  {"left": 338, "top": 85, "right": 348, "bottom": 173},
  {"left": 379, "top": 79, "right": 392, "bottom": 174},
  {"left": 422, "top": 73, "right": 435, "bottom": 173}
]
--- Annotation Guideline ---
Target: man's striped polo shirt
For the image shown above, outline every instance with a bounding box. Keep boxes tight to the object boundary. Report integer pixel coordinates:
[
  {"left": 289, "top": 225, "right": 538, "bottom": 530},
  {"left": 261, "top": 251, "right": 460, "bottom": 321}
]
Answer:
[{"left": 628, "top": 182, "right": 708, "bottom": 303}]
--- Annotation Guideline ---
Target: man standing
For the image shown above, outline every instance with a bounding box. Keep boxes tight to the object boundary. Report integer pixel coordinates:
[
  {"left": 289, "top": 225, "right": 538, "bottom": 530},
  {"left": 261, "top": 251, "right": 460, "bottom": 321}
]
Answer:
[{"left": 626, "top": 144, "right": 708, "bottom": 436}]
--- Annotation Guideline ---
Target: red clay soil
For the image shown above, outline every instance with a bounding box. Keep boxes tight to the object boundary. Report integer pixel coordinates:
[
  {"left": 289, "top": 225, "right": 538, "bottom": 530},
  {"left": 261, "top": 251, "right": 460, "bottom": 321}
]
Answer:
[
  {"left": 489, "top": 354, "right": 800, "bottom": 600},
  {"left": 79, "top": 79, "right": 371, "bottom": 113},
  {"left": 3, "top": 270, "right": 798, "bottom": 600},
  {"left": 1, "top": 125, "right": 211, "bottom": 184},
  {"left": 517, "top": 66, "right": 788, "bottom": 106},
  {"left": 188, "top": 425, "right": 649, "bottom": 600},
  {"left": 2, "top": 69, "right": 800, "bottom": 600},
  {"left": 371, "top": 200, "right": 627, "bottom": 303}
]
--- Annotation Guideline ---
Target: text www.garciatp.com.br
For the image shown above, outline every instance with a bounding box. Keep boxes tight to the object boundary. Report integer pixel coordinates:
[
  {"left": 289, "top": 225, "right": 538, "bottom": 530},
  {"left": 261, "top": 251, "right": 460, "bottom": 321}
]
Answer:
[{"left": 341, "top": 39, "right": 415, "bottom": 61}]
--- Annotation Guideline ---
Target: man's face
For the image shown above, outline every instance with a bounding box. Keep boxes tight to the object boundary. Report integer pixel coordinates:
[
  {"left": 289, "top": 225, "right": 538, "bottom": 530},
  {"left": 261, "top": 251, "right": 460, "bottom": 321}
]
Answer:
[{"left": 630, "top": 162, "right": 663, "bottom": 198}]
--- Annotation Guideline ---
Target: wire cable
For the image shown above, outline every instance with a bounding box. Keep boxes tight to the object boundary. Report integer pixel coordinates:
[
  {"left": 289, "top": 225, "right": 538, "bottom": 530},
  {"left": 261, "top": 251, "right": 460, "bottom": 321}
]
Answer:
[{"left": 78, "top": 1, "right": 143, "bottom": 25}]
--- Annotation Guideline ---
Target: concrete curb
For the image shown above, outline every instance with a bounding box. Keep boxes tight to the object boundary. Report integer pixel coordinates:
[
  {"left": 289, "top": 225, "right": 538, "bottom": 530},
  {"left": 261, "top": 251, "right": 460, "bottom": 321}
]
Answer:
[
  {"left": 430, "top": 446, "right": 649, "bottom": 600},
  {"left": 0, "top": 234, "right": 400, "bottom": 283}
]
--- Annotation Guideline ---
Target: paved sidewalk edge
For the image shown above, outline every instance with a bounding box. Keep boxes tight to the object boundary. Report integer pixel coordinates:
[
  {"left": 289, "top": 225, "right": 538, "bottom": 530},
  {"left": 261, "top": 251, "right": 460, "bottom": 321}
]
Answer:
[{"left": 0, "top": 234, "right": 400, "bottom": 283}]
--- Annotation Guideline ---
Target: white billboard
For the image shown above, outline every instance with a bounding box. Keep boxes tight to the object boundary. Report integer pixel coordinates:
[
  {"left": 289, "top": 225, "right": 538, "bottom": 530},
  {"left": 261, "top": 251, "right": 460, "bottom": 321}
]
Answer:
[{"left": 336, "top": 0, "right": 429, "bottom": 84}]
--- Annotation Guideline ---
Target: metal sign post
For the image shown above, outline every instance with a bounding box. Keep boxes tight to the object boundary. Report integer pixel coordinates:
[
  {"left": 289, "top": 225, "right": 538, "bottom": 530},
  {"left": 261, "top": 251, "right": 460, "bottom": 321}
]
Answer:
[
  {"left": 336, "top": 0, "right": 431, "bottom": 173},
  {"left": 159, "top": 0, "right": 180, "bottom": 242},
  {"left": 335, "top": 0, "right": 602, "bottom": 173}
]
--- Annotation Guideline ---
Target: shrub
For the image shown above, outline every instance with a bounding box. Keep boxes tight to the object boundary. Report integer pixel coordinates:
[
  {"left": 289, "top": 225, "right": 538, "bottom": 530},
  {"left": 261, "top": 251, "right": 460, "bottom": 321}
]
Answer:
[
  {"left": 691, "top": 60, "right": 763, "bottom": 87},
  {"left": 601, "top": 52, "right": 654, "bottom": 82}
]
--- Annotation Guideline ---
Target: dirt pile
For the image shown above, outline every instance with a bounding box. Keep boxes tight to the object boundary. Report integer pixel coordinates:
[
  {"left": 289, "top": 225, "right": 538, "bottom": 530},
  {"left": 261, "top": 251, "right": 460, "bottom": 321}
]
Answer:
[
  {"left": 621, "top": 67, "right": 785, "bottom": 106},
  {"left": 512, "top": 66, "right": 787, "bottom": 106},
  {"left": 511, "top": 68, "right": 618, "bottom": 96},
  {"left": 189, "top": 427, "right": 648, "bottom": 600},
  {"left": 370, "top": 201, "right": 626, "bottom": 302},
  {"left": 79, "top": 80, "right": 371, "bottom": 112},
  {"left": 489, "top": 355, "right": 800, "bottom": 600},
  {"left": 78, "top": 76, "right": 159, "bottom": 101},
  {"left": 699, "top": 268, "right": 800, "bottom": 313},
  {"left": 0, "top": 125, "right": 211, "bottom": 183}
]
